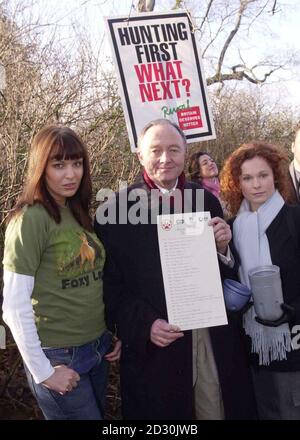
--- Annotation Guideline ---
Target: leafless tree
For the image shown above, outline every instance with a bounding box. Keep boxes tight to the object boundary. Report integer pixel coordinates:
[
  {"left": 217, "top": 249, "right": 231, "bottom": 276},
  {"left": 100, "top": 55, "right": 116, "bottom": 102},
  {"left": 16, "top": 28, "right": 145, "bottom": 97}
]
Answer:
[
  {"left": 188, "top": 86, "right": 298, "bottom": 167},
  {"left": 169, "top": 0, "right": 298, "bottom": 87}
]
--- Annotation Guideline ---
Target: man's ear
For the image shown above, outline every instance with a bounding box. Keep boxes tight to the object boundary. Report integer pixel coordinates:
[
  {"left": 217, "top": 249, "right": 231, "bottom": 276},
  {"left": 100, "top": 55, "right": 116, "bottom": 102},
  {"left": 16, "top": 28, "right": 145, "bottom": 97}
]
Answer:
[
  {"left": 137, "top": 149, "right": 144, "bottom": 166},
  {"left": 292, "top": 142, "right": 295, "bottom": 154}
]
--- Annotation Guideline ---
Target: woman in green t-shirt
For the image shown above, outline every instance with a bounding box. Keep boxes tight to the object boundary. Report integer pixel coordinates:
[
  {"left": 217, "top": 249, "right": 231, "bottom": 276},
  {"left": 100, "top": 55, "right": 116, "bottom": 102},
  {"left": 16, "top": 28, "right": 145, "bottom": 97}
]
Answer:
[{"left": 2, "top": 125, "right": 121, "bottom": 420}]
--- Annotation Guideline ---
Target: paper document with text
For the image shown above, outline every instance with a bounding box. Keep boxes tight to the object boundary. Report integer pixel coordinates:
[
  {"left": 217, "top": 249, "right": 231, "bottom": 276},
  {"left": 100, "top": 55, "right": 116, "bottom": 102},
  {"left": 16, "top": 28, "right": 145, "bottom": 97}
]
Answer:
[{"left": 157, "top": 212, "right": 227, "bottom": 331}]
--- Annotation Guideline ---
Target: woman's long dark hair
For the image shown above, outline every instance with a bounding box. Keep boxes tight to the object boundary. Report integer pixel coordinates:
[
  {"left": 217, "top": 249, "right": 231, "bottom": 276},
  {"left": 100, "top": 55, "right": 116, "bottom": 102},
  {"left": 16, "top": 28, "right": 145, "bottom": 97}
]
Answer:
[{"left": 9, "top": 125, "right": 93, "bottom": 231}]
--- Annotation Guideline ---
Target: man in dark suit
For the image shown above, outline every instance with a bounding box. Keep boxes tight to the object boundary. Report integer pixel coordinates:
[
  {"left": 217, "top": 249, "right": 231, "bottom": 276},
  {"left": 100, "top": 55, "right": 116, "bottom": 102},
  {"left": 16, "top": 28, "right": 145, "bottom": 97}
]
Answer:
[
  {"left": 289, "top": 122, "right": 300, "bottom": 204},
  {"left": 95, "top": 119, "right": 256, "bottom": 420}
]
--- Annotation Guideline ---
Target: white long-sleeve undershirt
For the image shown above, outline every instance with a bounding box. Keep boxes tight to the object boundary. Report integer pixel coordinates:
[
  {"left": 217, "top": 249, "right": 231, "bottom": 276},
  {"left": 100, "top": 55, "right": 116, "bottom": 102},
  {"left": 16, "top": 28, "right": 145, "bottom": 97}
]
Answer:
[{"left": 2, "top": 270, "right": 55, "bottom": 384}]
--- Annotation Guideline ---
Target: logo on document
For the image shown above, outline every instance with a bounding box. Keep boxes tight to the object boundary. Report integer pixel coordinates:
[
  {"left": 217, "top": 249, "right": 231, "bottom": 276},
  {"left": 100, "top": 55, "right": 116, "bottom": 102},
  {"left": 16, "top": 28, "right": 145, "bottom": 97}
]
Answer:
[{"left": 161, "top": 219, "right": 172, "bottom": 231}]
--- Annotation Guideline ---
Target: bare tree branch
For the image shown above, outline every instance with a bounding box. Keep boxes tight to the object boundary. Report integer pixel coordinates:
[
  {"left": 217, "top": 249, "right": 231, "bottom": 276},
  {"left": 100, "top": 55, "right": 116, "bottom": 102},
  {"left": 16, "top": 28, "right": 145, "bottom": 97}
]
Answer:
[
  {"left": 207, "top": 62, "right": 284, "bottom": 85},
  {"left": 247, "top": 0, "right": 270, "bottom": 34},
  {"left": 202, "top": 12, "right": 231, "bottom": 57},
  {"left": 172, "top": 0, "right": 184, "bottom": 9},
  {"left": 216, "top": 1, "right": 252, "bottom": 80},
  {"left": 199, "top": 0, "right": 214, "bottom": 32},
  {"left": 137, "top": 0, "right": 155, "bottom": 12},
  {"left": 272, "top": 0, "right": 278, "bottom": 14}
]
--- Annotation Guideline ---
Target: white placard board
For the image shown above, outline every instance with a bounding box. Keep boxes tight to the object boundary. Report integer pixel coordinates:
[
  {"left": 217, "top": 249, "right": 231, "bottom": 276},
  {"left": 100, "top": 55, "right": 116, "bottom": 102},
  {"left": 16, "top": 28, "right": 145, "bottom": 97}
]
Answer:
[{"left": 106, "top": 11, "right": 216, "bottom": 151}]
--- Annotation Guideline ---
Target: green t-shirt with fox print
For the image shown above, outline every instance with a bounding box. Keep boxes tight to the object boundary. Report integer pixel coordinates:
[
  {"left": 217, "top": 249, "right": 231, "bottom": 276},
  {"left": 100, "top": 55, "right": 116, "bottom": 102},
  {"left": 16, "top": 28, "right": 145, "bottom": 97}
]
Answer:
[{"left": 3, "top": 203, "right": 106, "bottom": 347}]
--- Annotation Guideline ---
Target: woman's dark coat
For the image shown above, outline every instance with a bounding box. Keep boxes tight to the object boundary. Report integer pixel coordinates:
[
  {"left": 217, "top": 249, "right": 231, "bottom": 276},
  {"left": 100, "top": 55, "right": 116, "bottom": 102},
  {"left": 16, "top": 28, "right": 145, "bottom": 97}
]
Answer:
[{"left": 229, "top": 204, "right": 300, "bottom": 372}]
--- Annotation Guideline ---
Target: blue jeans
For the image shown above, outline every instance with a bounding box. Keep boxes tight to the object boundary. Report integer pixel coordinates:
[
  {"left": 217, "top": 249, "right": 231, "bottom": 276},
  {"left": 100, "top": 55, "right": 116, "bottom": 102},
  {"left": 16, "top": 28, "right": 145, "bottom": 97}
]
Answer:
[{"left": 24, "top": 331, "right": 112, "bottom": 420}]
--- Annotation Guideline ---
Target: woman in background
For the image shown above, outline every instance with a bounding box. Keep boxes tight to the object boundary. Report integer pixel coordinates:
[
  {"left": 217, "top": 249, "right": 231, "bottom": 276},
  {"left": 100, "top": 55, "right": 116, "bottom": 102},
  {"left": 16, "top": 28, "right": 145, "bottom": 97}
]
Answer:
[
  {"left": 2, "top": 125, "right": 120, "bottom": 420},
  {"left": 189, "top": 151, "right": 220, "bottom": 200}
]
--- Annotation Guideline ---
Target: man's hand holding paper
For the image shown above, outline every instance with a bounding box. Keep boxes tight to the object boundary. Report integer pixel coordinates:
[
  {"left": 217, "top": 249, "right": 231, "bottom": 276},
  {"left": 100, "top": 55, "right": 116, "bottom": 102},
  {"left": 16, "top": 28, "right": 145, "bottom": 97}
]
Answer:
[{"left": 150, "top": 319, "right": 184, "bottom": 347}]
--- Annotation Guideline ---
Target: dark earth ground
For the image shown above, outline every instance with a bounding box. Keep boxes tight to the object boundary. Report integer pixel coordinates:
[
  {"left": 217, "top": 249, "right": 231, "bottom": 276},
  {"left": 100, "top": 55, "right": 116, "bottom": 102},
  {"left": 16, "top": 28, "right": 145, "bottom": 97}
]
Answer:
[{"left": 0, "top": 332, "right": 122, "bottom": 420}]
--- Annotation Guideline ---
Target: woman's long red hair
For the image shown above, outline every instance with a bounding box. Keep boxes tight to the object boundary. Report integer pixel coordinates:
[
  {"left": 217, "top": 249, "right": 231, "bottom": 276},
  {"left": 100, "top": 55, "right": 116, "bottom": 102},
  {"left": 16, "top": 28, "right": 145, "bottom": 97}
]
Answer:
[{"left": 220, "top": 142, "right": 291, "bottom": 216}]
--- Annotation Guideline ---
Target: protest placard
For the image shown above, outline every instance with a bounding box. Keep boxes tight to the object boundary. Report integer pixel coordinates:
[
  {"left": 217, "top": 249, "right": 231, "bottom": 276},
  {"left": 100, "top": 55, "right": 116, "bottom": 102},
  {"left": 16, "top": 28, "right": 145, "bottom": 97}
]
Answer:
[{"left": 106, "top": 10, "right": 216, "bottom": 151}]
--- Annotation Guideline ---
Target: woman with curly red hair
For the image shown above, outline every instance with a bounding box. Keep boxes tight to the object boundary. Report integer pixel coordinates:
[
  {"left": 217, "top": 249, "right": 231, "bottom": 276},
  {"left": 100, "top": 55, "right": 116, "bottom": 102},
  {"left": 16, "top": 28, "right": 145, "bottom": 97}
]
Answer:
[{"left": 220, "top": 142, "right": 300, "bottom": 419}]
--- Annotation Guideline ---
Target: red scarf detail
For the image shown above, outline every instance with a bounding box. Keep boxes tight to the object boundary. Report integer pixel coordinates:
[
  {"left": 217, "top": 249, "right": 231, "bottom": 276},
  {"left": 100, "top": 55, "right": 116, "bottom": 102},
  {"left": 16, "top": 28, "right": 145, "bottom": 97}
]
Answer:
[
  {"left": 142, "top": 170, "right": 186, "bottom": 192},
  {"left": 142, "top": 170, "right": 186, "bottom": 211}
]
